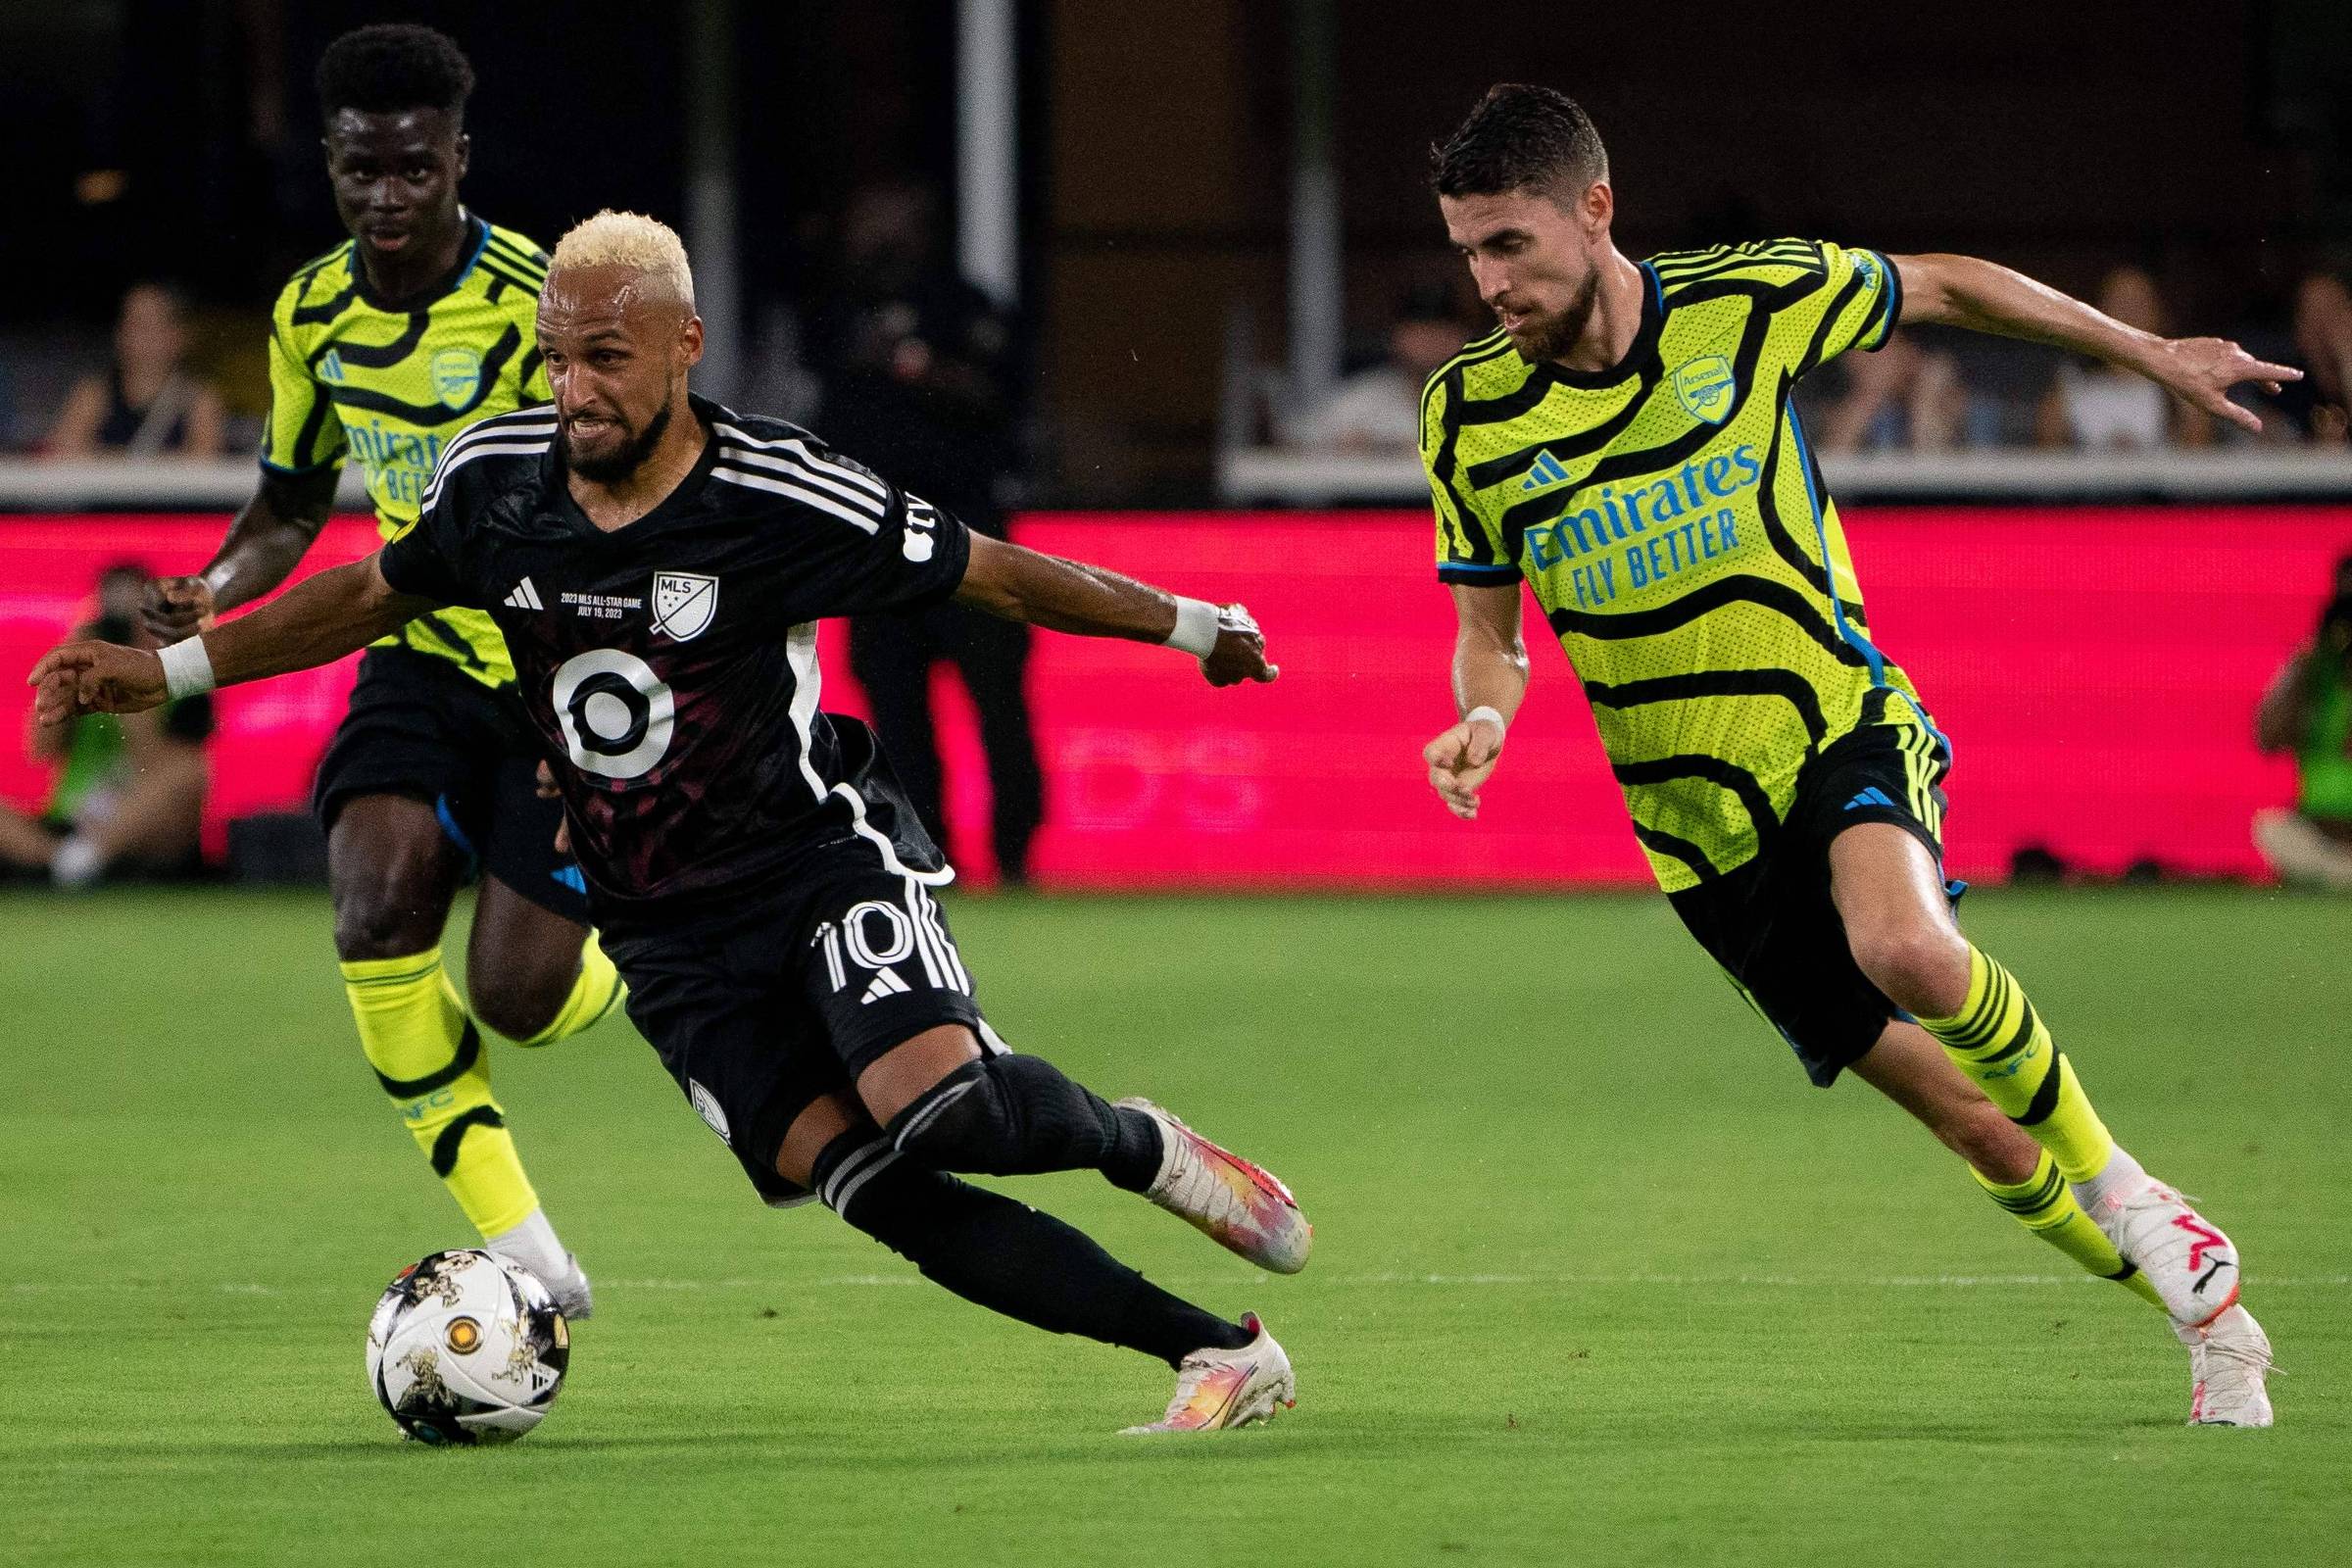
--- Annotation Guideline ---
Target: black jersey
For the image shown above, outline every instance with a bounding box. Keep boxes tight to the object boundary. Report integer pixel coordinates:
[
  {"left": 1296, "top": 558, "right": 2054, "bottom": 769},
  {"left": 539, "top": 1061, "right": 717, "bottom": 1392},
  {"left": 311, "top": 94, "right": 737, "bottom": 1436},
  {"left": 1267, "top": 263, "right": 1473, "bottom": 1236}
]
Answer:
[{"left": 377, "top": 394, "right": 972, "bottom": 917}]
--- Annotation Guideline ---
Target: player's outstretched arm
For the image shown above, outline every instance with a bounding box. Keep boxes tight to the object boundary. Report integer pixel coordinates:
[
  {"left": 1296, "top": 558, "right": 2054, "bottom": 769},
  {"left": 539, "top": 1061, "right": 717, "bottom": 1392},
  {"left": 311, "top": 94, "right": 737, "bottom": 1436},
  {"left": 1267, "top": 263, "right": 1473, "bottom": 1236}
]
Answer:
[
  {"left": 1422, "top": 583, "right": 1528, "bottom": 822},
  {"left": 31, "top": 553, "right": 435, "bottom": 726},
  {"left": 142, "top": 466, "right": 343, "bottom": 643},
  {"left": 953, "top": 531, "right": 1276, "bottom": 687},
  {"left": 1891, "top": 253, "right": 2302, "bottom": 434}
]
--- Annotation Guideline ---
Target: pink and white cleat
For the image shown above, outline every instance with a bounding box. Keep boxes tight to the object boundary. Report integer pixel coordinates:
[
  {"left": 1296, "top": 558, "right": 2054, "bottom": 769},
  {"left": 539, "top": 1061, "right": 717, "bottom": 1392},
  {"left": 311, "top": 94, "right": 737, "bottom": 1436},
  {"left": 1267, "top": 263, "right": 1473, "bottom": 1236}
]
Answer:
[
  {"left": 1120, "top": 1313, "right": 1296, "bottom": 1435},
  {"left": 1116, "top": 1099, "right": 1312, "bottom": 1273},
  {"left": 2086, "top": 1174, "right": 2240, "bottom": 1329},
  {"left": 2180, "top": 1304, "right": 2275, "bottom": 1428}
]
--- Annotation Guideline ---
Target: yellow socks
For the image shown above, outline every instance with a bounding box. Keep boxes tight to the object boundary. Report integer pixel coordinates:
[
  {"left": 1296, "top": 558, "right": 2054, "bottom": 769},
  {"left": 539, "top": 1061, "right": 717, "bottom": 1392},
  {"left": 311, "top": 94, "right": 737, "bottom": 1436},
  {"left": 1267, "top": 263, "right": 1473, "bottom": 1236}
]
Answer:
[
  {"left": 1921, "top": 946, "right": 2165, "bottom": 1310},
  {"left": 1918, "top": 946, "right": 2115, "bottom": 1182},
  {"left": 341, "top": 948, "right": 538, "bottom": 1239},
  {"left": 1973, "top": 1150, "right": 2167, "bottom": 1310},
  {"left": 508, "top": 932, "right": 626, "bottom": 1049}
]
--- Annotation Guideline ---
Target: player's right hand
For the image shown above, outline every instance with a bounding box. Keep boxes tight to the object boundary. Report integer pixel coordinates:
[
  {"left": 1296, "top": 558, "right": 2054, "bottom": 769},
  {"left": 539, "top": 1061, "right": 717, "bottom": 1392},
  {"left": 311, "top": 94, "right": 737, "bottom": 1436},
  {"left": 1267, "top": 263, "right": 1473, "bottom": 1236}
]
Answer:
[
  {"left": 1200, "top": 604, "right": 1278, "bottom": 688},
  {"left": 26, "top": 641, "right": 168, "bottom": 725},
  {"left": 142, "top": 576, "right": 216, "bottom": 644},
  {"left": 1422, "top": 714, "right": 1505, "bottom": 820}
]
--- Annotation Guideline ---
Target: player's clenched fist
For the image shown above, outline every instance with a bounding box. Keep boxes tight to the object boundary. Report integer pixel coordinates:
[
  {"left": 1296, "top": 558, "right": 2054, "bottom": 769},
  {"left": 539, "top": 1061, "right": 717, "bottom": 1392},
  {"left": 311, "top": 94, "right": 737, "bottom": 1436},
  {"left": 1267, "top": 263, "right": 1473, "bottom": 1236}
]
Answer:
[
  {"left": 1422, "top": 711, "right": 1505, "bottom": 820},
  {"left": 1200, "top": 604, "right": 1279, "bottom": 688},
  {"left": 142, "top": 575, "right": 218, "bottom": 644},
  {"left": 27, "top": 642, "right": 167, "bottom": 725}
]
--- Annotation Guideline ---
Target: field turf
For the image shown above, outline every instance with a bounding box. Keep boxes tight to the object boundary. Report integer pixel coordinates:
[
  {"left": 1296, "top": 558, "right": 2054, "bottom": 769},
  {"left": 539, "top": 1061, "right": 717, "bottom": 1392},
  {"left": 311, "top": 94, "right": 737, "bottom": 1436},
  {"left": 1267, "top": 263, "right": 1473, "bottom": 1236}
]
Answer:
[{"left": 0, "top": 885, "right": 2345, "bottom": 1565}]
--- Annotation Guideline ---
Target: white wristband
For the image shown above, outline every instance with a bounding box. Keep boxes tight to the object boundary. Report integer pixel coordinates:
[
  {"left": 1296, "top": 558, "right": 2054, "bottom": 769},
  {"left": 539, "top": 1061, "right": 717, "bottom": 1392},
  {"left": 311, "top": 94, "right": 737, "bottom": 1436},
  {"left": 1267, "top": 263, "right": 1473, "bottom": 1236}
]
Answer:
[
  {"left": 1462, "top": 705, "right": 1507, "bottom": 739},
  {"left": 159, "top": 636, "right": 216, "bottom": 701},
  {"left": 1164, "top": 597, "right": 1220, "bottom": 660}
]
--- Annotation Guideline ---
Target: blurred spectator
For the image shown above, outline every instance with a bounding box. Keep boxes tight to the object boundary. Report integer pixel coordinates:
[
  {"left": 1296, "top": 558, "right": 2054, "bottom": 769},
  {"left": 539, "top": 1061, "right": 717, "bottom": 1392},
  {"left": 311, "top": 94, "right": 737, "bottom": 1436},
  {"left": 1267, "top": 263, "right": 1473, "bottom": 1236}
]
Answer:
[
  {"left": 2035, "top": 267, "right": 2212, "bottom": 449},
  {"left": 2252, "top": 551, "right": 2352, "bottom": 889},
  {"left": 0, "top": 564, "right": 212, "bottom": 888},
  {"left": 1292, "top": 284, "right": 1468, "bottom": 453},
  {"left": 806, "top": 181, "right": 1044, "bottom": 884},
  {"left": 1816, "top": 329, "right": 1967, "bottom": 453},
  {"left": 2287, "top": 271, "right": 2352, "bottom": 444},
  {"left": 41, "top": 282, "right": 226, "bottom": 460}
]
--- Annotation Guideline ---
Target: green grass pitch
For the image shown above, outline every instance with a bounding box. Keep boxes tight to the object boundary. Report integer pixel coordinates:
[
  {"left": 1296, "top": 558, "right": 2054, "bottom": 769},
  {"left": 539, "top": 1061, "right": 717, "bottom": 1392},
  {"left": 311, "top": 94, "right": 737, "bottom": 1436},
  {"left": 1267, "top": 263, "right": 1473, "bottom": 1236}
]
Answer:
[{"left": 1, "top": 885, "right": 2345, "bottom": 1565}]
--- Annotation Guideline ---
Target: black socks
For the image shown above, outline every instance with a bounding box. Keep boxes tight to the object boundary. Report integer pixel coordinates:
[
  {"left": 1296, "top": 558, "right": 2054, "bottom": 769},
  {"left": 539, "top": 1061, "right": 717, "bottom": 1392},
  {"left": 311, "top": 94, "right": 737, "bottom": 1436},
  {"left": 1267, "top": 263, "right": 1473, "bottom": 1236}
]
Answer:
[
  {"left": 886, "top": 1054, "right": 1164, "bottom": 1192},
  {"left": 811, "top": 1130, "right": 1250, "bottom": 1365}
]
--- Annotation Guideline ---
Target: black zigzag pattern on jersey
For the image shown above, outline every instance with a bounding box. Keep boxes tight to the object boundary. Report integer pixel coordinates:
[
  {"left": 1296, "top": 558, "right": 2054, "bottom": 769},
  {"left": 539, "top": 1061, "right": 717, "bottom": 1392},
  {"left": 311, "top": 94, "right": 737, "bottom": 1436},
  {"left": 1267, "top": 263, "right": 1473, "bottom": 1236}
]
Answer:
[
  {"left": 1430, "top": 343, "right": 1519, "bottom": 567},
  {"left": 1546, "top": 573, "right": 1867, "bottom": 668},
  {"left": 477, "top": 253, "right": 547, "bottom": 295},
  {"left": 1753, "top": 389, "right": 1835, "bottom": 596},
  {"left": 1647, "top": 238, "right": 1823, "bottom": 281},
  {"left": 1583, "top": 668, "right": 1828, "bottom": 747},
  {"left": 517, "top": 345, "right": 545, "bottom": 393},
  {"left": 273, "top": 331, "right": 340, "bottom": 467},
  {"left": 291, "top": 273, "right": 363, "bottom": 328},
  {"left": 1789, "top": 266, "right": 1874, "bottom": 381},
  {"left": 1611, "top": 754, "right": 1778, "bottom": 847},
  {"left": 1461, "top": 358, "right": 1663, "bottom": 491},
  {"left": 1631, "top": 819, "right": 1717, "bottom": 881},
  {"left": 312, "top": 308, "right": 430, "bottom": 370},
  {"left": 1483, "top": 298, "right": 1778, "bottom": 563},
  {"left": 323, "top": 323, "right": 523, "bottom": 423},
  {"left": 483, "top": 231, "right": 549, "bottom": 271}
]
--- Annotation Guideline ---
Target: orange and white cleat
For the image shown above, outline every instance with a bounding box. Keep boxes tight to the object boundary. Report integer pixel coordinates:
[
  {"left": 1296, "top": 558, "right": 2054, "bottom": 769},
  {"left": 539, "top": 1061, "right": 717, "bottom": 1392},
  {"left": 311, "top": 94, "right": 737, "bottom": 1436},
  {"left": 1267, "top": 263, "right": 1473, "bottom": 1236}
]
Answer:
[
  {"left": 1116, "top": 1099, "right": 1311, "bottom": 1273},
  {"left": 1120, "top": 1313, "right": 1295, "bottom": 1435}
]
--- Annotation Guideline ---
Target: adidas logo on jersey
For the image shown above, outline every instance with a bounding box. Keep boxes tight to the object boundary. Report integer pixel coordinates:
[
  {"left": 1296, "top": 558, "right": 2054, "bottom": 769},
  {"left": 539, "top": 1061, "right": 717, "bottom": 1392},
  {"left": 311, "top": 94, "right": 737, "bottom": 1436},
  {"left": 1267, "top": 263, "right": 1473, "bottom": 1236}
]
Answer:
[
  {"left": 860, "top": 967, "right": 912, "bottom": 1004},
  {"left": 503, "top": 577, "right": 545, "bottom": 611},
  {"left": 1520, "top": 451, "right": 1570, "bottom": 491},
  {"left": 318, "top": 349, "right": 346, "bottom": 383}
]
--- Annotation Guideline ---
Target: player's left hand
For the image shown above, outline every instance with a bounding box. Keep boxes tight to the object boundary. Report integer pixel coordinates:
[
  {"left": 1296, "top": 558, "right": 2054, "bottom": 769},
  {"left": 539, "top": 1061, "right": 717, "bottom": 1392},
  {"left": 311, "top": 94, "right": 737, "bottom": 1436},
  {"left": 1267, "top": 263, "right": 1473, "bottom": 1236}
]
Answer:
[
  {"left": 2146, "top": 336, "right": 2302, "bottom": 434},
  {"left": 1200, "top": 604, "right": 1278, "bottom": 688},
  {"left": 535, "top": 760, "right": 574, "bottom": 857},
  {"left": 26, "top": 641, "right": 167, "bottom": 726}
]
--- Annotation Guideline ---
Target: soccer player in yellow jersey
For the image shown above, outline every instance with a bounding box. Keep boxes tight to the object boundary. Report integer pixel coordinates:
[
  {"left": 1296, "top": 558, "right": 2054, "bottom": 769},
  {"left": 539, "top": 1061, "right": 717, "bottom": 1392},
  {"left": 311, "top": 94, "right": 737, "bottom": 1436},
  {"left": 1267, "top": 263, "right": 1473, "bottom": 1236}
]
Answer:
[
  {"left": 1418, "top": 85, "right": 2295, "bottom": 1425},
  {"left": 139, "top": 25, "right": 615, "bottom": 1315}
]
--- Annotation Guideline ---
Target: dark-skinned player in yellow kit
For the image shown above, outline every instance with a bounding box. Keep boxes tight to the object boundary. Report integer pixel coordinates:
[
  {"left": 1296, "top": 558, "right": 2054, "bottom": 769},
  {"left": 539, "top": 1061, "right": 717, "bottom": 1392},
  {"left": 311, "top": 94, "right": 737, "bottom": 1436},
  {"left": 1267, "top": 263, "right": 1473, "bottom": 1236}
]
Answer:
[
  {"left": 1418, "top": 85, "right": 2294, "bottom": 1426},
  {"left": 140, "top": 25, "right": 612, "bottom": 1313},
  {"left": 36, "top": 213, "right": 1311, "bottom": 1435}
]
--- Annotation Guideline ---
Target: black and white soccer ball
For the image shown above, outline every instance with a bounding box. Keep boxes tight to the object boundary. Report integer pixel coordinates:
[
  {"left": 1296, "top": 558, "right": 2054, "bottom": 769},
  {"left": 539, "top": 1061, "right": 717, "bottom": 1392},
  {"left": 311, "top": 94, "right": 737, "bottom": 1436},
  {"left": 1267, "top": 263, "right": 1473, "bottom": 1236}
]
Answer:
[{"left": 365, "top": 1249, "right": 569, "bottom": 1445}]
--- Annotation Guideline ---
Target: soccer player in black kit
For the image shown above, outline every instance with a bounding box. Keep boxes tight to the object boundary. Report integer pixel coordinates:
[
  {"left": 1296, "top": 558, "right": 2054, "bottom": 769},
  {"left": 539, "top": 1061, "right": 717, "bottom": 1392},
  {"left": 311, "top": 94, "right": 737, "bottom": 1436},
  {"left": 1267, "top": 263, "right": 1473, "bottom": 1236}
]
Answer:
[{"left": 34, "top": 213, "right": 1308, "bottom": 1434}]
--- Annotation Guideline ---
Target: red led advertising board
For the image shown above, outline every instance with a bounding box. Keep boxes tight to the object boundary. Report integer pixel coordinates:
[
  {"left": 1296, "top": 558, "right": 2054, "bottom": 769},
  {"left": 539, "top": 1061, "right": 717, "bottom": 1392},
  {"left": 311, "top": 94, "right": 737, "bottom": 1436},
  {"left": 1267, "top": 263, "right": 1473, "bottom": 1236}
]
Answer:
[{"left": 2, "top": 509, "right": 2335, "bottom": 886}]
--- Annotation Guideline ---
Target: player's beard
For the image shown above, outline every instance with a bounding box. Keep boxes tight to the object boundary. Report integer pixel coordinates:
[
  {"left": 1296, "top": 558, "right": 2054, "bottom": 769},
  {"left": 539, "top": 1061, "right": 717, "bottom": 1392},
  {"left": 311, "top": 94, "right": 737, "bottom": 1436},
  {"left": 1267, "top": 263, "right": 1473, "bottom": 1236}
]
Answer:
[
  {"left": 563, "top": 395, "right": 674, "bottom": 483},
  {"left": 1507, "top": 265, "right": 1602, "bottom": 365}
]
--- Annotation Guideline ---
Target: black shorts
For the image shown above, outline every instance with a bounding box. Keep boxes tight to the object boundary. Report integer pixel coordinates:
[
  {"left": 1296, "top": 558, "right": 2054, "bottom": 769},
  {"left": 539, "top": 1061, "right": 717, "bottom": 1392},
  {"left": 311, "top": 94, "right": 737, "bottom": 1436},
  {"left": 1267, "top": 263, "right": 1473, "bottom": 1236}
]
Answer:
[
  {"left": 598, "top": 853, "right": 1000, "bottom": 1205},
  {"left": 1669, "top": 719, "right": 1960, "bottom": 1088},
  {"left": 313, "top": 647, "right": 590, "bottom": 923}
]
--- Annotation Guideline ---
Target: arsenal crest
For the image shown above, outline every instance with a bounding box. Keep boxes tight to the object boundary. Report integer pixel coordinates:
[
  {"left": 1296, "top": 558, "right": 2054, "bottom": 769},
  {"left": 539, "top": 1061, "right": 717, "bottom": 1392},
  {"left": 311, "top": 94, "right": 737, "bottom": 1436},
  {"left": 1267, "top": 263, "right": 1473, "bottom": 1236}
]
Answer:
[{"left": 651, "top": 572, "right": 719, "bottom": 641}]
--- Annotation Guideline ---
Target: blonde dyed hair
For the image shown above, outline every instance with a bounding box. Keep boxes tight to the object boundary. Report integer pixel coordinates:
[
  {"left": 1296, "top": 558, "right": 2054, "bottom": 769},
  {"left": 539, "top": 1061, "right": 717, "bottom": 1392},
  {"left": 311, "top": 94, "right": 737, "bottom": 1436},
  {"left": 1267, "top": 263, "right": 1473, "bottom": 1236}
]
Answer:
[{"left": 549, "top": 210, "right": 695, "bottom": 306}]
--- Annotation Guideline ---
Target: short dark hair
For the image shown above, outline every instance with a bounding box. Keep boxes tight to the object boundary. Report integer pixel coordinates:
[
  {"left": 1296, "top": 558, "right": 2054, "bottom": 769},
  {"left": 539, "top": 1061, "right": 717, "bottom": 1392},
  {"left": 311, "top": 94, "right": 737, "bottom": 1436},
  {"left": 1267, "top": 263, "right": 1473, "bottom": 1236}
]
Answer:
[
  {"left": 317, "top": 24, "right": 474, "bottom": 123},
  {"left": 1430, "top": 84, "right": 1608, "bottom": 202}
]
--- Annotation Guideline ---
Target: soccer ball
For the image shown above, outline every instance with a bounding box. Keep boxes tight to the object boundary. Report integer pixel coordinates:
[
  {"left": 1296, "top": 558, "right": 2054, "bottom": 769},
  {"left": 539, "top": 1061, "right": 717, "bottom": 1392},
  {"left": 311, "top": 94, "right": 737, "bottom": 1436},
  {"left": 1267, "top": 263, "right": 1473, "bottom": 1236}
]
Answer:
[{"left": 365, "top": 1249, "right": 569, "bottom": 1445}]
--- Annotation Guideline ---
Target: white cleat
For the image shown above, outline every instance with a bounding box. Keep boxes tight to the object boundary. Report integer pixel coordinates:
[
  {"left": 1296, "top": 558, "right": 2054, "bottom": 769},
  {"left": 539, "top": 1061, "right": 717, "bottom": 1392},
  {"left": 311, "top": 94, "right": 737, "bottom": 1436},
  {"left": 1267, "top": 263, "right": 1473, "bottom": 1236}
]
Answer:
[
  {"left": 1120, "top": 1312, "right": 1296, "bottom": 1435},
  {"left": 486, "top": 1241, "right": 594, "bottom": 1321},
  {"left": 2086, "top": 1174, "right": 2240, "bottom": 1329},
  {"left": 1116, "top": 1099, "right": 1311, "bottom": 1274},
  {"left": 2180, "top": 1304, "right": 2275, "bottom": 1427}
]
